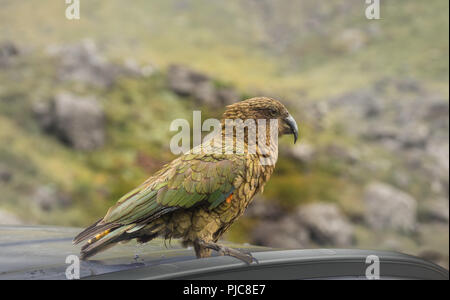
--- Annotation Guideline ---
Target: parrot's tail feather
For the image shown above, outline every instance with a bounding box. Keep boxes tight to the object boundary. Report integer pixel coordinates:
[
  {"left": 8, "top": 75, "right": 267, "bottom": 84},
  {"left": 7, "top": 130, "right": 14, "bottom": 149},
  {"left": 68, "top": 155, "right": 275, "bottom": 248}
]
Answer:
[
  {"left": 72, "top": 219, "right": 119, "bottom": 245},
  {"left": 79, "top": 225, "right": 134, "bottom": 260}
]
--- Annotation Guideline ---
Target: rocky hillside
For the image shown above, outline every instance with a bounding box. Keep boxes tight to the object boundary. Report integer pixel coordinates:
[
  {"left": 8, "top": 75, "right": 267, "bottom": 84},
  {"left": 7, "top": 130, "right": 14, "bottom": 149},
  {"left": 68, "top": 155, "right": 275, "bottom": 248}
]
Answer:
[{"left": 0, "top": 1, "right": 448, "bottom": 268}]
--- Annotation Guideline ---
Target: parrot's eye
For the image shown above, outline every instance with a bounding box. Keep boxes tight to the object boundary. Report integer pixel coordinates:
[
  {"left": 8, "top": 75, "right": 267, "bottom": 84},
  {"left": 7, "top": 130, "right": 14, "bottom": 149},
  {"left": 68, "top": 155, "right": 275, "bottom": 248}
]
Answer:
[{"left": 269, "top": 108, "right": 277, "bottom": 115}]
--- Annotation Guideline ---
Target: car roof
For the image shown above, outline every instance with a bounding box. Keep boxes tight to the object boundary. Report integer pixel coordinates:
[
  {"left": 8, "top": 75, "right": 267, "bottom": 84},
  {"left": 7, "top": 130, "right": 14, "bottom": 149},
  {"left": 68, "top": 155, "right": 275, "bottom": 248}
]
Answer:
[
  {"left": 0, "top": 225, "right": 267, "bottom": 280},
  {"left": 0, "top": 225, "right": 448, "bottom": 280}
]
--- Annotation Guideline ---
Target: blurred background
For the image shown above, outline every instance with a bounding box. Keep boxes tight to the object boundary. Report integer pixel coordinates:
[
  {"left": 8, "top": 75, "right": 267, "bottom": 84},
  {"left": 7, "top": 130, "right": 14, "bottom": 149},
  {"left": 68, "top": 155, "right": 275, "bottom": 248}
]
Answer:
[{"left": 0, "top": 0, "right": 448, "bottom": 268}]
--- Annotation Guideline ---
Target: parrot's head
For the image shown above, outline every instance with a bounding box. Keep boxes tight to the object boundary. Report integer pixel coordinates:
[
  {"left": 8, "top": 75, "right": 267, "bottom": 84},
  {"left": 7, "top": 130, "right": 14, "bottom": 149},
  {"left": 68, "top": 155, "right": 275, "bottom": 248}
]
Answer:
[{"left": 223, "top": 97, "right": 299, "bottom": 144}]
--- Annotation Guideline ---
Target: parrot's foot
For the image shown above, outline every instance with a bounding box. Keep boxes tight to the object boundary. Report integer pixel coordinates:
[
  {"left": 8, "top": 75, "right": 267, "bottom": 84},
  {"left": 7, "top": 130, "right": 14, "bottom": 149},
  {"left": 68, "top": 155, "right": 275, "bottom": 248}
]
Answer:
[{"left": 197, "top": 240, "right": 258, "bottom": 265}]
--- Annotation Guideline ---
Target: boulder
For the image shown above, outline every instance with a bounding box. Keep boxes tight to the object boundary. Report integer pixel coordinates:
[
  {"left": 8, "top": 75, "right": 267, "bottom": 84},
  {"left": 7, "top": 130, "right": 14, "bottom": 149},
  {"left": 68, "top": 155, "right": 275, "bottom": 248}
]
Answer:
[
  {"left": 217, "top": 88, "right": 240, "bottom": 106},
  {"left": 250, "top": 202, "right": 355, "bottom": 248},
  {"left": 421, "top": 199, "right": 449, "bottom": 224},
  {"left": 0, "top": 165, "right": 13, "bottom": 183},
  {"left": 327, "top": 88, "right": 383, "bottom": 120},
  {"left": 32, "top": 185, "right": 72, "bottom": 211},
  {"left": 123, "top": 58, "right": 155, "bottom": 77},
  {"left": 167, "top": 64, "right": 210, "bottom": 96},
  {"left": 47, "top": 39, "right": 145, "bottom": 87},
  {"left": 33, "top": 93, "right": 105, "bottom": 150},
  {"left": 425, "top": 142, "right": 449, "bottom": 196},
  {"left": 325, "top": 82, "right": 448, "bottom": 204},
  {"left": 424, "top": 100, "right": 449, "bottom": 121},
  {"left": 251, "top": 217, "right": 310, "bottom": 249},
  {"left": 394, "top": 78, "right": 423, "bottom": 94},
  {"left": 324, "top": 144, "right": 360, "bottom": 164},
  {"left": 397, "top": 123, "right": 429, "bottom": 149},
  {"left": 167, "top": 64, "right": 239, "bottom": 108},
  {"left": 0, "top": 41, "right": 19, "bottom": 67},
  {"left": 295, "top": 203, "right": 354, "bottom": 246},
  {"left": 32, "top": 101, "right": 54, "bottom": 130},
  {"left": 193, "top": 80, "right": 219, "bottom": 107},
  {"left": 285, "top": 143, "right": 316, "bottom": 164},
  {"left": 363, "top": 182, "right": 418, "bottom": 232},
  {"left": 245, "top": 198, "right": 284, "bottom": 220}
]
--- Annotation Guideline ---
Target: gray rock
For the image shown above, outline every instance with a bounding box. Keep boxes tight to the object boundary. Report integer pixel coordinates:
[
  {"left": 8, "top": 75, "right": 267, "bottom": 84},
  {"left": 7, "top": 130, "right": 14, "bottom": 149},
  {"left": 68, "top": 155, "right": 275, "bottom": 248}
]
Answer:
[
  {"left": 397, "top": 123, "right": 429, "bottom": 149},
  {"left": 53, "top": 93, "right": 105, "bottom": 150},
  {"left": 325, "top": 81, "right": 448, "bottom": 204},
  {"left": 325, "top": 144, "right": 360, "bottom": 164},
  {"left": 0, "top": 41, "right": 19, "bottom": 57},
  {"left": 327, "top": 88, "right": 383, "bottom": 120},
  {"left": 217, "top": 88, "right": 239, "bottom": 106},
  {"left": 193, "top": 80, "right": 219, "bottom": 107},
  {"left": 33, "top": 93, "right": 105, "bottom": 150},
  {"left": 245, "top": 198, "right": 284, "bottom": 220},
  {"left": 32, "top": 185, "right": 72, "bottom": 211},
  {"left": 32, "top": 101, "right": 54, "bottom": 131},
  {"left": 424, "top": 100, "right": 449, "bottom": 121},
  {"left": 425, "top": 142, "right": 449, "bottom": 196},
  {"left": 366, "top": 125, "right": 431, "bottom": 151},
  {"left": 167, "top": 64, "right": 239, "bottom": 108},
  {"left": 286, "top": 143, "right": 316, "bottom": 163},
  {"left": 167, "top": 64, "right": 210, "bottom": 96},
  {"left": 327, "top": 83, "right": 447, "bottom": 150},
  {"left": 0, "top": 165, "right": 13, "bottom": 183},
  {"left": 32, "top": 186, "right": 57, "bottom": 211},
  {"left": 0, "top": 210, "right": 23, "bottom": 225},
  {"left": 364, "top": 125, "right": 398, "bottom": 141},
  {"left": 251, "top": 217, "right": 310, "bottom": 248},
  {"left": 0, "top": 41, "right": 19, "bottom": 67},
  {"left": 394, "top": 78, "right": 423, "bottom": 94},
  {"left": 295, "top": 203, "right": 354, "bottom": 246},
  {"left": 364, "top": 182, "right": 417, "bottom": 232},
  {"left": 48, "top": 39, "right": 143, "bottom": 88},
  {"left": 421, "top": 199, "right": 449, "bottom": 224},
  {"left": 123, "top": 58, "right": 155, "bottom": 77},
  {"left": 251, "top": 202, "right": 355, "bottom": 248}
]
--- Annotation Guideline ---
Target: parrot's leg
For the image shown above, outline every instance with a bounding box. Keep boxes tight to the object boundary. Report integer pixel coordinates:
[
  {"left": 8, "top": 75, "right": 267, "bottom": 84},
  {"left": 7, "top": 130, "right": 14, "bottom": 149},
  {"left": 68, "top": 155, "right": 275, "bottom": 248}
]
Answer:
[
  {"left": 196, "top": 239, "right": 257, "bottom": 264},
  {"left": 193, "top": 241, "right": 212, "bottom": 258}
]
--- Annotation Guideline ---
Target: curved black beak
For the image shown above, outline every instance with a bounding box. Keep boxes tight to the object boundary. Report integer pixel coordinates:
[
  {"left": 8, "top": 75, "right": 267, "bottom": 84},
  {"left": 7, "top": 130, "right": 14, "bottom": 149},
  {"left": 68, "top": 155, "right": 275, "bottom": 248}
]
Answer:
[{"left": 285, "top": 114, "right": 299, "bottom": 144}]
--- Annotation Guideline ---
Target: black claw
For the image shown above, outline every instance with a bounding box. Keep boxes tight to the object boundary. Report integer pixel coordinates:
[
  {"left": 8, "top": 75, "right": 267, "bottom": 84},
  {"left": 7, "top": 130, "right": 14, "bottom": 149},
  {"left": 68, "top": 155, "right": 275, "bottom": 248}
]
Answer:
[
  {"left": 234, "top": 251, "right": 255, "bottom": 265},
  {"left": 251, "top": 256, "right": 259, "bottom": 264},
  {"left": 240, "top": 255, "right": 253, "bottom": 265},
  {"left": 238, "top": 249, "right": 258, "bottom": 264},
  {"left": 244, "top": 253, "right": 258, "bottom": 265}
]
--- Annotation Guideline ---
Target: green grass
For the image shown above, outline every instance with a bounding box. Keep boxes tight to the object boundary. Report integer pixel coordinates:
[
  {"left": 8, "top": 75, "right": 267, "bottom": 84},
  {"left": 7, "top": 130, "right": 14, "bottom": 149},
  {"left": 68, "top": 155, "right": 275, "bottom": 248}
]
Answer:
[{"left": 1, "top": 0, "right": 447, "bottom": 97}]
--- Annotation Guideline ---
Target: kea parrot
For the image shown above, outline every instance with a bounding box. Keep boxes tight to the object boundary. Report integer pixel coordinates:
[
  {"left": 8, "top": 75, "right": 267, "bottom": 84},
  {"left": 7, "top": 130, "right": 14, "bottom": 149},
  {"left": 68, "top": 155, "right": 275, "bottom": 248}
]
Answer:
[{"left": 73, "top": 97, "right": 299, "bottom": 263}]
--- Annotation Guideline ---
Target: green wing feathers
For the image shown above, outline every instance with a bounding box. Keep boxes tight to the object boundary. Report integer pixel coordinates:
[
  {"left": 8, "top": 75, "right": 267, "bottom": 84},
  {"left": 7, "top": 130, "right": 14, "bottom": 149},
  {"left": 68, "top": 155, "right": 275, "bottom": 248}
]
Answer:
[
  {"left": 73, "top": 153, "right": 245, "bottom": 258},
  {"left": 103, "top": 155, "right": 243, "bottom": 223}
]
